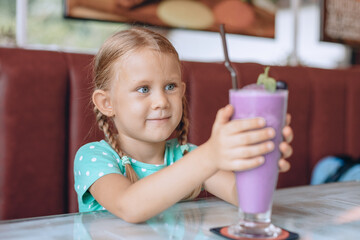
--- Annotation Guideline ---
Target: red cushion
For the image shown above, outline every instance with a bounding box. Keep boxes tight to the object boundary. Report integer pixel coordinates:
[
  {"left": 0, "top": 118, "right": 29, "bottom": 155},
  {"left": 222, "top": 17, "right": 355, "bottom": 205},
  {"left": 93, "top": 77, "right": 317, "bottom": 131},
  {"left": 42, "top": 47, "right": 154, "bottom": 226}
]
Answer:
[{"left": 0, "top": 48, "right": 68, "bottom": 219}]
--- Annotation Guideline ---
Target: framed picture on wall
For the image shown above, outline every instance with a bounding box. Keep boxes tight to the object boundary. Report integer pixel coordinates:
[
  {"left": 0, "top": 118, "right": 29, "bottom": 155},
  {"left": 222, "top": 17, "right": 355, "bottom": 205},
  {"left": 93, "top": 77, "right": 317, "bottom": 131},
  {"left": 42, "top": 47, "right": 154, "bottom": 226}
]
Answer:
[
  {"left": 64, "top": 0, "right": 277, "bottom": 38},
  {"left": 321, "top": 0, "right": 360, "bottom": 47}
]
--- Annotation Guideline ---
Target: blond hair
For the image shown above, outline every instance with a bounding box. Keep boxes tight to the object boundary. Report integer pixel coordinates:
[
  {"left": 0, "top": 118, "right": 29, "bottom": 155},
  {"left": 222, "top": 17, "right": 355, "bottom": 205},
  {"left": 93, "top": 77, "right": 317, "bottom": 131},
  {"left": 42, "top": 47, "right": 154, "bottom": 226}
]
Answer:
[{"left": 93, "top": 27, "right": 201, "bottom": 200}]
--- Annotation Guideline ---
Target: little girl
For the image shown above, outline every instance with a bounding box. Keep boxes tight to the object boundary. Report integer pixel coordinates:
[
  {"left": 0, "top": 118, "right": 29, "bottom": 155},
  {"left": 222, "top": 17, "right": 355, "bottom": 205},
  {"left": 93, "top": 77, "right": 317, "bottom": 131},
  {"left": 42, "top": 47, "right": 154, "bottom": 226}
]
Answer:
[{"left": 74, "top": 27, "right": 293, "bottom": 223}]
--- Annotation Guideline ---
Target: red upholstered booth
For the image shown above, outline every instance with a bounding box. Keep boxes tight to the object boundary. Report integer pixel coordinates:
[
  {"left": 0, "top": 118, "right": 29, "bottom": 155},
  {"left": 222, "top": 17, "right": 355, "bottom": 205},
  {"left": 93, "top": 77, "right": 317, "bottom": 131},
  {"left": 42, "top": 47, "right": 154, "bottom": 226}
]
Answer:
[{"left": 1, "top": 47, "right": 360, "bottom": 220}]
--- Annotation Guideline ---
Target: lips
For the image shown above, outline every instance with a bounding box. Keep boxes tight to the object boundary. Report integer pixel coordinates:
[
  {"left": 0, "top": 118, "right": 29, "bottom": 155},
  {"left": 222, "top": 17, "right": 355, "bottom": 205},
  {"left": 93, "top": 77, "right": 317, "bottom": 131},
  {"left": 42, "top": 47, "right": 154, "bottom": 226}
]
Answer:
[
  {"left": 146, "top": 115, "right": 172, "bottom": 126},
  {"left": 147, "top": 116, "right": 171, "bottom": 121}
]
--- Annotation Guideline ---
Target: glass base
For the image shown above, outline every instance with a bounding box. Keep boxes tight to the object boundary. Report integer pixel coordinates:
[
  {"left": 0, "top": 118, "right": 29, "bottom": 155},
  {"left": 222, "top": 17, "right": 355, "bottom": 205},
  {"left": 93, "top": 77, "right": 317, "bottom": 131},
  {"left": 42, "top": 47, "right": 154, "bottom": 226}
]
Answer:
[{"left": 228, "top": 211, "right": 281, "bottom": 239}]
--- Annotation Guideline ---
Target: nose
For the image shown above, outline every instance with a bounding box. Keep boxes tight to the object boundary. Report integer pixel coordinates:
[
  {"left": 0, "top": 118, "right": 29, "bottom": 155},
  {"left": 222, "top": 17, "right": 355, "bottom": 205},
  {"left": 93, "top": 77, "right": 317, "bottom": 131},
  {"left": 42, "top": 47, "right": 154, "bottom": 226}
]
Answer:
[{"left": 151, "top": 90, "right": 169, "bottom": 110}]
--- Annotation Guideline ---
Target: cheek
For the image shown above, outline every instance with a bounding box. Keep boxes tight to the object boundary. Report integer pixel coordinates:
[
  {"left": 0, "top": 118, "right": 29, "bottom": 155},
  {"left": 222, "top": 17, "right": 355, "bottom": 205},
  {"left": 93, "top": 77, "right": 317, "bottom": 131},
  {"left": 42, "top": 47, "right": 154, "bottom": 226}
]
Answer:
[
  {"left": 112, "top": 96, "right": 146, "bottom": 122},
  {"left": 113, "top": 102, "right": 146, "bottom": 130},
  {"left": 174, "top": 99, "right": 184, "bottom": 121},
  {"left": 121, "top": 101, "right": 146, "bottom": 118}
]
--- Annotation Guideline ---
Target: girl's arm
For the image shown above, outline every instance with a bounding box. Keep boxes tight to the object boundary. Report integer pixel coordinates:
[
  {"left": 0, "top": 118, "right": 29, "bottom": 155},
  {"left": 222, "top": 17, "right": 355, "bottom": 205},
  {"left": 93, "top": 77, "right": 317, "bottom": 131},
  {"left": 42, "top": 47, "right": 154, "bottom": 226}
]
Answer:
[
  {"left": 89, "top": 143, "right": 229, "bottom": 223},
  {"left": 89, "top": 105, "right": 275, "bottom": 223}
]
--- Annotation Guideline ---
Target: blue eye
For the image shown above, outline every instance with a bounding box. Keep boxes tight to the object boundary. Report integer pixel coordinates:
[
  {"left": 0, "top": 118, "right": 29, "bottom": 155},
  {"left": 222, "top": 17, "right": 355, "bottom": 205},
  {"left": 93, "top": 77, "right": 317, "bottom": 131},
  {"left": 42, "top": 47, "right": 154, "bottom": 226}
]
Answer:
[
  {"left": 165, "top": 83, "right": 176, "bottom": 91},
  {"left": 137, "top": 86, "right": 149, "bottom": 93}
]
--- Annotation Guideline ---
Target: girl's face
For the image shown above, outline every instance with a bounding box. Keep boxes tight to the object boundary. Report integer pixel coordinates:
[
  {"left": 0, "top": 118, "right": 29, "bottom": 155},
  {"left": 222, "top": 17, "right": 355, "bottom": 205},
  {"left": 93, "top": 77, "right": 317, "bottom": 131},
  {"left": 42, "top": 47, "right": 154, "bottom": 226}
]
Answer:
[{"left": 108, "top": 48, "right": 184, "bottom": 144}]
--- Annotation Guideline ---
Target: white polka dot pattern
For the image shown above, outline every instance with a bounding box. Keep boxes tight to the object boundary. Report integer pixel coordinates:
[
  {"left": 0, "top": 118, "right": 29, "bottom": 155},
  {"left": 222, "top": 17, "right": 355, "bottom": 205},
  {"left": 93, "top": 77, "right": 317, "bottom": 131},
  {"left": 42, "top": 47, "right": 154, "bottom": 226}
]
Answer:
[{"left": 74, "top": 139, "right": 198, "bottom": 212}]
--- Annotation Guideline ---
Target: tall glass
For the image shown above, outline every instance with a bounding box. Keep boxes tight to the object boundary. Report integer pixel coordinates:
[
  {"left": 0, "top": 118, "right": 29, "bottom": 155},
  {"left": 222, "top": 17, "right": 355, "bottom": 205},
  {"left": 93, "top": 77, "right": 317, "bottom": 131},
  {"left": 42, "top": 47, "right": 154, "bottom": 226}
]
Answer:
[{"left": 228, "top": 87, "right": 288, "bottom": 238}]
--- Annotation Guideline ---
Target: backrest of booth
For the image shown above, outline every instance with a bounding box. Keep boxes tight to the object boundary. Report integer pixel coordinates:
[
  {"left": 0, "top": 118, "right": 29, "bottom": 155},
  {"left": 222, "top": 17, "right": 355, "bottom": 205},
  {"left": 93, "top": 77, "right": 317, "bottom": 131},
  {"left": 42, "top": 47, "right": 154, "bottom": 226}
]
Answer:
[{"left": 1, "top": 47, "right": 360, "bottom": 220}]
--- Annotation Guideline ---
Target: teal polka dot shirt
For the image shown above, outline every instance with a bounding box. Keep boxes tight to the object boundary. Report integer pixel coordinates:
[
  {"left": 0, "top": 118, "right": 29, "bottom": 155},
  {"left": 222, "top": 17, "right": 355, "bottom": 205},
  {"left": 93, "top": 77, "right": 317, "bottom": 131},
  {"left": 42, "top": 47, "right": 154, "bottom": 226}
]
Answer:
[{"left": 74, "top": 138, "right": 197, "bottom": 212}]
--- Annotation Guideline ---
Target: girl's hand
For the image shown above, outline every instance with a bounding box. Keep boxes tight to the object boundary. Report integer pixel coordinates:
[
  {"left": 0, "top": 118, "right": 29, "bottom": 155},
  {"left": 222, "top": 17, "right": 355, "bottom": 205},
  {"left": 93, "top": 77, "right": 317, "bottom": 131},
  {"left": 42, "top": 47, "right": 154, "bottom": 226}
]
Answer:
[
  {"left": 206, "top": 104, "right": 275, "bottom": 172},
  {"left": 278, "top": 114, "right": 293, "bottom": 172}
]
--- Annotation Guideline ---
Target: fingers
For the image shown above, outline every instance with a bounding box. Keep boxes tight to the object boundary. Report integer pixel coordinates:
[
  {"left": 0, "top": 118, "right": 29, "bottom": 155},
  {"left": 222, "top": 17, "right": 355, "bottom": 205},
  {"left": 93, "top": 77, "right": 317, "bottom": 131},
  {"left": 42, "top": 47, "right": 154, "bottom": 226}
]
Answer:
[
  {"left": 230, "top": 157, "right": 265, "bottom": 171},
  {"left": 215, "top": 140, "right": 274, "bottom": 172},
  {"left": 232, "top": 141, "right": 291, "bottom": 171},
  {"left": 286, "top": 113, "right": 291, "bottom": 126},
  {"left": 213, "top": 104, "right": 234, "bottom": 126},
  {"left": 279, "top": 142, "right": 292, "bottom": 159},
  {"left": 211, "top": 106, "right": 294, "bottom": 173},
  {"left": 214, "top": 105, "right": 266, "bottom": 132},
  {"left": 231, "top": 141, "right": 274, "bottom": 159},
  {"left": 278, "top": 159, "right": 291, "bottom": 172},
  {"left": 227, "top": 127, "right": 275, "bottom": 147},
  {"left": 230, "top": 142, "right": 291, "bottom": 172},
  {"left": 283, "top": 113, "right": 293, "bottom": 143},
  {"left": 282, "top": 125, "right": 293, "bottom": 144},
  {"left": 279, "top": 114, "right": 293, "bottom": 173},
  {"left": 226, "top": 117, "right": 266, "bottom": 134},
  {"left": 278, "top": 142, "right": 292, "bottom": 173}
]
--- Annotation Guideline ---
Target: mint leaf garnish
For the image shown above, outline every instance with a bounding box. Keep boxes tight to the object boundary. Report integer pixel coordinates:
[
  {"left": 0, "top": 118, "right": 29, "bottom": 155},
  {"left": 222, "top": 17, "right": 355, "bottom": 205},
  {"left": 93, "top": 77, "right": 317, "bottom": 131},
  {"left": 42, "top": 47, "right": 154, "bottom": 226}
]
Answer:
[{"left": 257, "top": 66, "right": 276, "bottom": 92}]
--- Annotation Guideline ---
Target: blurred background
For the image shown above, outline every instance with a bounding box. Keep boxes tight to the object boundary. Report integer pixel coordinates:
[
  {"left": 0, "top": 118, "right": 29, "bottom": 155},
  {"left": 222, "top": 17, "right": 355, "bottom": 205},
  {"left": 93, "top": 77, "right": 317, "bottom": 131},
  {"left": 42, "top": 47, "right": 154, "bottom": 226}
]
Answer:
[{"left": 0, "top": 0, "right": 356, "bottom": 69}]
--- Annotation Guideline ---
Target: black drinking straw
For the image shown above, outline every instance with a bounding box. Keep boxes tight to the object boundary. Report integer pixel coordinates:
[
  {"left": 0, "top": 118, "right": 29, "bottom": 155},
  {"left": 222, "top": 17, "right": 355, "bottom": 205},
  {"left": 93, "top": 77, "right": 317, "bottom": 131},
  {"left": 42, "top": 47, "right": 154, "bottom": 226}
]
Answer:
[{"left": 219, "top": 24, "right": 238, "bottom": 90}]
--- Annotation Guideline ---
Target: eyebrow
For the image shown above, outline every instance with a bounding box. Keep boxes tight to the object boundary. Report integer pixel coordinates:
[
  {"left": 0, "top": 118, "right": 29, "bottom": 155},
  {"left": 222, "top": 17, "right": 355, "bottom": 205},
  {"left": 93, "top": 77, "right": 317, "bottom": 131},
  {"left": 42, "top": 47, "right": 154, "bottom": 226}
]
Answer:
[
  {"left": 128, "top": 78, "right": 152, "bottom": 87},
  {"left": 131, "top": 76, "right": 181, "bottom": 85}
]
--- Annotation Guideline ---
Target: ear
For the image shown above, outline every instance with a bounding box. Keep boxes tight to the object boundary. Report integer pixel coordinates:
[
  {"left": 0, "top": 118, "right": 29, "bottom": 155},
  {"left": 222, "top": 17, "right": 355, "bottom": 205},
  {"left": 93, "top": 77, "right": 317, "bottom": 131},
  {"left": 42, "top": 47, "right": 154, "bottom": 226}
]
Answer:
[
  {"left": 92, "top": 89, "right": 114, "bottom": 117},
  {"left": 181, "top": 82, "right": 186, "bottom": 97}
]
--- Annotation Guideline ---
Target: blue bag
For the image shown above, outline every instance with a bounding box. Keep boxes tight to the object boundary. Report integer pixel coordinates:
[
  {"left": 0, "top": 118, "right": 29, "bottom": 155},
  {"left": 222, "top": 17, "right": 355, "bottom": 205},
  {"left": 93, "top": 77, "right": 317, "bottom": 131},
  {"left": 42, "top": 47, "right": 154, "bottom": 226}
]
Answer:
[{"left": 311, "top": 155, "right": 360, "bottom": 185}]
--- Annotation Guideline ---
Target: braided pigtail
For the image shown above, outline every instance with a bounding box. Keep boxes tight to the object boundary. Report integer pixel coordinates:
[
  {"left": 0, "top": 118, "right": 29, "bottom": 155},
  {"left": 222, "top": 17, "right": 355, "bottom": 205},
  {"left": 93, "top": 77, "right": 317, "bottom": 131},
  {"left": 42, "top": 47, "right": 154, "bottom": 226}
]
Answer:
[
  {"left": 123, "top": 161, "right": 139, "bottom": 183},
  {"left": 176, "top": 96, "right": 189, "bottom": 147},
  {"left": 176, "top": 97, "right": 202, "bottom": 200},
  {"left": 94, "top": 106, "right": 138, "bottom": 183}
]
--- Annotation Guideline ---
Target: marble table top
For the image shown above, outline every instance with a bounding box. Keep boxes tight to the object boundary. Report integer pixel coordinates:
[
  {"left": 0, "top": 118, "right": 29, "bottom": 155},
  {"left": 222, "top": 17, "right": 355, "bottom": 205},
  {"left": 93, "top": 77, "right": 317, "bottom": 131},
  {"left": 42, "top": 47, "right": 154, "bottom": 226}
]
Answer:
[{"left": 1, "top": 181, "right": 359, "bottom": 239}]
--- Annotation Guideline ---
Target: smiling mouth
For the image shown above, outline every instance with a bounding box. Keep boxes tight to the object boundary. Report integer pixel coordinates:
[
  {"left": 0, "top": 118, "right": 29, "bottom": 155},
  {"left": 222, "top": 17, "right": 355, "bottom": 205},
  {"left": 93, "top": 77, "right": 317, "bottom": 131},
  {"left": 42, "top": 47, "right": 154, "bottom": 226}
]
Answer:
[
  {"left": 147, "top": 116, "right": 171, "bottom": 121},
  {"left": 146, "top": 116, "right": 172, "bottom": 124}
]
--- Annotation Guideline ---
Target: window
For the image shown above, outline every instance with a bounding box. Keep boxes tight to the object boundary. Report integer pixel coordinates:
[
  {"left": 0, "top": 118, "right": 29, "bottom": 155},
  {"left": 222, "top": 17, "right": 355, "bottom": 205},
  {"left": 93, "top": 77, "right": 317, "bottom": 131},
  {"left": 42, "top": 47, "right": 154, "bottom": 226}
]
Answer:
[
  {"left": 0, "top": 0, "right": 125, "bottom": 53},
  {"left": 0, "top": 0, "right": 350, "bottom": 68}
]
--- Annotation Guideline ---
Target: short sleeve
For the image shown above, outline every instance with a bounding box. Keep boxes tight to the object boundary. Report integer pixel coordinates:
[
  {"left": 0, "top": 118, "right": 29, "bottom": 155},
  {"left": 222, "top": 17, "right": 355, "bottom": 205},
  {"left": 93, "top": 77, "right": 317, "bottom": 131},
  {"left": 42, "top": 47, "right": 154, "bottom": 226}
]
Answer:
[{"left": 74, "top": 141, "right": 123, "bottom": 211}]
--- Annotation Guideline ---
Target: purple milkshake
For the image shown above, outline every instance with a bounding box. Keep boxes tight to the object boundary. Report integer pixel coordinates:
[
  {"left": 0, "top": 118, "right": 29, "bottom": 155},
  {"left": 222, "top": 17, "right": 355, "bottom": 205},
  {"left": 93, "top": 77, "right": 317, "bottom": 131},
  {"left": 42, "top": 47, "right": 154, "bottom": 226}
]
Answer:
[{"left": 228, "top": 69, "right": 288, "bottom": 238}]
